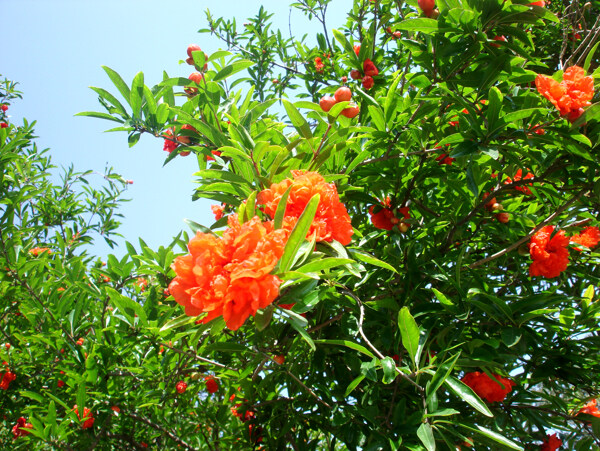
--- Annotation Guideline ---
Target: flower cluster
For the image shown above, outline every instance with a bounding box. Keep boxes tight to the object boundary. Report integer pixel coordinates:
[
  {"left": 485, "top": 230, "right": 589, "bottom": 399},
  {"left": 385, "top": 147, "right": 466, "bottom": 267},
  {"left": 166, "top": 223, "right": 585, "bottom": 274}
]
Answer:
[
  {"left": 368, "top": 197, "right": 410, "bottom": 232},
  {"left": 461, "top": 371, "right": 515, "bottom": 402},
  {"left": 529, "top": 225, "right": 600, "bottom": 278},
  {"left": 169, "top": 215, "right": 289, "bottom": 330},
  {"left": 12, "top": 417, "right": 32, "bottom": 439},
  {"left": 257, "top": 170, "right": 353, "bottom": 245},
  {"left": 535, "top": 66, "right": 594, "bottom": 121},
  {"left": 204, "top": 375, "right": 219, "bottom": 393},
  {"left": 29, "top": 247, "right": 51, "bottom": 257}
]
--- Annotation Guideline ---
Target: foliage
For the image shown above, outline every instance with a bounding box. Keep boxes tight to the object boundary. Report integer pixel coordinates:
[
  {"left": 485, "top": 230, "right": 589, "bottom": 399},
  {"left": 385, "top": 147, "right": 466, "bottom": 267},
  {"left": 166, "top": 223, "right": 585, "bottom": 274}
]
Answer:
[{"left": 3, "top": 0, "right": 600, "bottom": 449}]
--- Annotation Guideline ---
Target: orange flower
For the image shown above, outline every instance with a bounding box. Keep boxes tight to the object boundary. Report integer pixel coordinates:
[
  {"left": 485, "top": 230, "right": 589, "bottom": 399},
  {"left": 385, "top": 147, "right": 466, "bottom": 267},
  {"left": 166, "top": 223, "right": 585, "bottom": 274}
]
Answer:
[
  {"left": 505, "top": 169, "right": 535, "bottom": 195},
  {"left": 529, "top": 226, "right": 570, "bottom": 278},
  {"left": 540, "top": 433, "right": 562, "bottom": 451},
  {"left": 314, "top": 57, "right": 324, "bottom": 73},
  {"left": 535, "top": 66, "right": 594, "bottom": 117},
  {"left": 12, "top": 417, "right": 32, "bottom": 439},
  {"left": 211, "top": 204, "right": 225, "bottom": 221},
  {"left": 169, "top": 215, "right": 289, "bottom": 330},
  {"left": 461, "top": 371, "right": 515, "bottom": 402},
  {"left": 29, "top": 247, "right": 51, "bottom": 257},
  {"left": 353, "top": 44, "right": 361, "bottom": 55},
  {"left": 570, "top": 226, "right": 600, "bottom": 251},
  {"left": 257, "top": 171, "right": 353, "bottom": 245},
  {"left": 578, "top": 399, "right": 600, "bottom": 417}
]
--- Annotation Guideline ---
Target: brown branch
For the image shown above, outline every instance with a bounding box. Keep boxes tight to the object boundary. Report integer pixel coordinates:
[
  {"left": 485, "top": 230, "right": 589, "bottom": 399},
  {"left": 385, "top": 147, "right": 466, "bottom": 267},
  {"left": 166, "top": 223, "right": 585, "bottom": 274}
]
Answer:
[{"left": 468, "top": 186, "right": 589, "bottom": 269}]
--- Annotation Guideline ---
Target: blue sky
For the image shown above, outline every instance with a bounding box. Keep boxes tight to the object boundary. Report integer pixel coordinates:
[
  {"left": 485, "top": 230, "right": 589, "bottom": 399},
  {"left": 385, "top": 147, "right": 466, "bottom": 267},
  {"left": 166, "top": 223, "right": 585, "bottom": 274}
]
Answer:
[{"left": 3, "top": 0, "right": 350, "bottom": 256}]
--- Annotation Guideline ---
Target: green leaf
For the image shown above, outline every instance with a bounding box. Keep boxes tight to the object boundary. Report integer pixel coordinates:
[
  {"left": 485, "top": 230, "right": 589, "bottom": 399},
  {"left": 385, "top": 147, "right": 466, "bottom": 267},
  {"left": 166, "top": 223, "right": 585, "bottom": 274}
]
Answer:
[
  {"left": 102, "top": 66, "right": 131, "bottom": 104},
  {"left": 273, "top": 184, "right": 293, "bottom": 230},
  {"left": 106, "top": 287, "right": 147, "bottom": 325},
  {"left": 159, "top": 314, "right": 197, "bottom": 332},
  {"left": 345, "top": 374, "right": 366, "bottom": 396},
  {"left": 470, "top": 425, "right": 523, "bottom": 450},
  {"left": 282, "top": 99, "right": 313, "bottom": 140},
  {"left": 314, "top": 339, "right": 375, "bottom": 359},
  {"left": 89, "top": 86, "right": 129, "bottom": 117},
  {"left": 398, "top": 307, "right": 420, "bottom": 368},
  {"left": 296, "top": 258, "right": 354, "bottom": 274},
  {"left": 381, "top": 357, "right": 396, "bottom": 384},
  {"left": 278, "top": 194, "right": 320, "bottom": 272},
  {"left": 486, "top": 87, "right": 503, "bottom": 130},
  {"left": 584, "top": 42, "right": 600, "bottom": 73},
  {"left": 437, "top": 133, "right": 465, "bottom": 147},
  {"left": 288, "top": 318, "right": 315, "bottom": 351},
  {"left": 254, "top": 304, "right": 274, "bottom": 331},
  {"left": 349, "top": 249, "right": 397, "bottom": 273},
  {"left": 427, "top": 352, "right": 460, "bottom": 401},
  {"left": 417, "top": 423, "right": 436, "bottom": 451},
  {"left": 432, "top": 288, "right": 454, "bottom": 307},
  {"left": 75, "top": 111, "right": 124, "bottom": 123},
  {"left": 445, "top": 376, "right": 493, "bottom": 417},
  {"left": 503, "top": 108, "right": 544, "bottom": 123},
  {"left": 332, "top": 29, "right": 358, "bottom": 60},
  {"left": 213, "top": 60, "right": 255, "bottom": 82},
  {"left": 396, "top": 18, "right": 439, "bottom": 35},
  {"left": 130, "top": 72, "right": 144, "bottom": 118}
]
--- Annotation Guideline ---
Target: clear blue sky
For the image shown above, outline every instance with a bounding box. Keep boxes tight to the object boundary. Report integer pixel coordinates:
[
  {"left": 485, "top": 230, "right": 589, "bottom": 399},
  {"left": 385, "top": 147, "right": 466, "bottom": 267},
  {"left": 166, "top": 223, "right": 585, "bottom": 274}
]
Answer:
[{"left": 3, "top": 0, "right": 350, "bottom": 256}]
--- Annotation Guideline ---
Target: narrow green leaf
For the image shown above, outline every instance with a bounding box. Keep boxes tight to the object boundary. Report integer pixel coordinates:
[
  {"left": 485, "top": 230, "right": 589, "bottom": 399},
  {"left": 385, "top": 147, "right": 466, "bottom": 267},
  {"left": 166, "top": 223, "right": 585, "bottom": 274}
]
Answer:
[
  {"left": 368, "top": 105, "right": 386, "bottom": 131},
  {"left": 470, "top": 425, "right": 524, "bottom": 450},
  {"left": 102, "top": 66, "right": 131, "bottom": 105},
  {"left": 130, "top": 72, "right": 144, "bottom": 118},
  {"left": 254, "top": 304, "right": 274, "bottom": 331},
  {"left": 417, "top": 423, "right": 436, "bottom": 451},
  {"left": 75, "top": 111, "right": 124, "bottom": 123},
  {"left": 432, "top": 288, "right": 454, "bottom": 306},
  {"left": 437, "top": 133, "right": 465, "bottom": 147},
  {"left": 213, "top": 60, "right": 255, "bottom": 82},
  {"left": 584, "top": 42, "right": 600, "bottom": 73},
  {"left": 296, "top": 257, "right": 354, "bottom": 274},
  {"left": 503, "top": 108, "right": 544, "bottom": 123},
  {"left": 278, "top": 194, "right": 320, "bottom": 272},
  {"left": 314, "top": 339, "right": 375, "bottom": 359},
  {"left": 427, "top": 352, "right": 461, "bottom": 401},
  {"left": 445, "top": 376, "right": 493, "bottom": 417},
  {"left": 345, "top": 374, "right": 366, "bottom": 397},
  {"left": 159, "top": 314, "right": 197, "bottom": 332},
  {"left": 273, "top": 184, "right": 293, "bottom": 230},
  {"left": 332, "top": 29, "right": 357, "bottom": 59},
  {"left": 486, "top": 87, "right": 503, "bottom": 130},
  {"left": 89, "top": 86, "right": 129, "bottom": 117},
  {"left": 350, "top": 249, "right": 397, "bottom": 273},
  {"left": 384, "top": 71, "right": 402, "bottom": 124},
  {"left": 143, "top": 85, "right": 157, "bottom": 116},
  {"left": 398, "top": 307, "right": 420, "bottom": 367},
  {"left": 282, "top": 99, "right": 313, "bottom": 140},
  {"left": 243, "top": 190, "right": 257, "bottom": 223}
]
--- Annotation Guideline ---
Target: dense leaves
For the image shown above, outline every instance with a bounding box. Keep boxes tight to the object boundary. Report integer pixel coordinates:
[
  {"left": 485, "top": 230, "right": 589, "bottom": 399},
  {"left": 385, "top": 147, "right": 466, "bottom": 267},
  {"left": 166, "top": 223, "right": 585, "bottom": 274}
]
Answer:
[{"left": 2, "top": 0, "right": 600, "bottom": 449}]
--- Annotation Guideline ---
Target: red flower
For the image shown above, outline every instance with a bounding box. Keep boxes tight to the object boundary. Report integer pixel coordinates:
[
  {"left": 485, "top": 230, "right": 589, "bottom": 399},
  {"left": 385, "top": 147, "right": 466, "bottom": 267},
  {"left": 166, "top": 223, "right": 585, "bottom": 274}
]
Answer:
[
  {"left": 169, "top": 215, "right": 289, "bottom": 330},
  {"left": 77, "top": 338, "right": 84, "bottom": 346},
  {"left": 540, "top": 433, "right": 562, "bottom": 451},
  {"left": 578, "top": 399, "right": 600, "bottom": 417},
  {"left": 12, "top": 417, "right": 32, "bottom": 439},
  {"left": 363, "top": 59, "right": 379, "bottom": 77},
  {"left": 362, "top": 75, "right": 374, "bottom": 90},
  {"left": 258, "top": 171, "right": 353, "bottom": 245},
  {"left": 176, "top": 381, "right": 187, "bottom": 394},
  {"left": 353, "top": 44, "right": 361, "bottom": 55},
  {"left": 314, "top": 57, "right": 324, "bottom": 73},
  {"left": 461, "top": 371, "right": 515, "bottom": 402},
  {"left": 0, "top": 371, "right": 16, "bottom": 390},
  {"left": 368, "top": 198, "right": 410, "bottom": 231},
  {"left": 529, "top": 0, "right": 545, "bottom": 6},
  {"left": 1, "top": 105, "right": 8, "bottom": 112},
  {"left": 58, "top": 380, "right": 65, "bottom": 388},
  {"left": 529, "top": 226, "right": 570, "bottom": 278},
  {"left": 535, "top": 66, "right": 594, "bottom": 117},
  {"left": 570, "top": 226, "right": 600, "bottom": 251},
  {"left": 505, "top": 169, "right": 535, "bottom": 195},
  {"left": 491, "top": 35, "right": 507, "bottom": 48},
  {"left": 73, "top": 405, "right": 94, "bottom": 429},
  {"left": 211, "top": 204, "right": 225, "bottom": 221},
  {"left": 0, "top": 122, "right": 7, "bottom": 128},
  {"left": 435, "top": 153, "right": 455, "bottom": 165},
  {"left": 204, "top": 375, "right": 219, "bottom": 393},
  {"left": 163, "top": 128, "right": 179, "bottom": 153}
]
